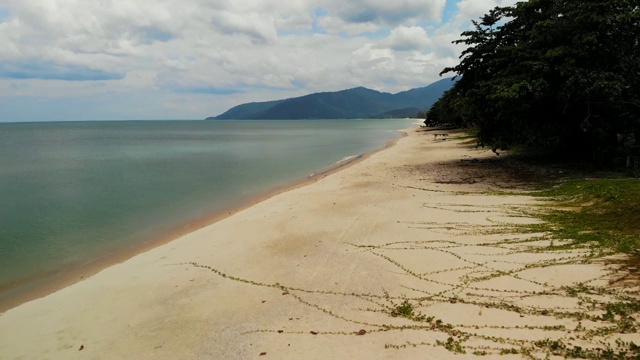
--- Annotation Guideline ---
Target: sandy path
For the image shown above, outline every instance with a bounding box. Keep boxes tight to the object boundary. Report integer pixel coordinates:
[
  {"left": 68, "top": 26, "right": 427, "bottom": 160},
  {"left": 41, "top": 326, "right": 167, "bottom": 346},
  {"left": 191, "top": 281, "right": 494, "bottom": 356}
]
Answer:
[{"left": 1, "top": 128, "right": 638, "bottom": 359}]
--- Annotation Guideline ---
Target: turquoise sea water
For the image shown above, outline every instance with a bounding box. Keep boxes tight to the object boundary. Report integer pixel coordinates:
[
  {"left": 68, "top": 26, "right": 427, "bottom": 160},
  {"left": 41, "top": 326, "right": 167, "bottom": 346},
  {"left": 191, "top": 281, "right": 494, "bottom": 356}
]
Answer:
[{"left": 0, "top": 119, "right": 414, "bottom": 302}]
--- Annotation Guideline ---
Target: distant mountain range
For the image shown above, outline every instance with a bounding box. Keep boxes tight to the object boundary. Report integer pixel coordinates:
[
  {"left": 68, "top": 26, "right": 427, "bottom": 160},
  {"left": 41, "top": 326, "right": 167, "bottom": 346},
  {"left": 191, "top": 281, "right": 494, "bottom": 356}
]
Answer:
[{"left": 207, "top": 77, "right": 455, "bottom": 120}]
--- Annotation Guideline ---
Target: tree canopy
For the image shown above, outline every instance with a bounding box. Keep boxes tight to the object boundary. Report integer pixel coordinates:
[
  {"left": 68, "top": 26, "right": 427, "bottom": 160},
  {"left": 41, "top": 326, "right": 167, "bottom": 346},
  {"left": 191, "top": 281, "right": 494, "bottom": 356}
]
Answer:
[{"left": 427, "top": 0, "right": 640, "bottom": 163}]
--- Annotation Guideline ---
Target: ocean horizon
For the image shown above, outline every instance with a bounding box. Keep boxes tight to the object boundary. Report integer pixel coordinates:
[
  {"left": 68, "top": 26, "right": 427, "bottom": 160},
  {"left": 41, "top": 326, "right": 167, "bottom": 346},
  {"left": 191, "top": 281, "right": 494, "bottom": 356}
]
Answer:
[{"left": 0, "top": 118, "right": 415, "bottom": 305}]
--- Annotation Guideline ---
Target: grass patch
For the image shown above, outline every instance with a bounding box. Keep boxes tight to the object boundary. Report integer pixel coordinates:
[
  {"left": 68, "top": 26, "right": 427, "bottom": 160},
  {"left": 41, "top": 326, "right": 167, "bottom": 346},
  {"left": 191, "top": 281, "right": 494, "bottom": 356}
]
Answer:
[
  {"left": 534, "top": 178, "right": 640, "bottom": 254},
  {"left": 390, "top": 300, "right": 415, "bottom": 318}
]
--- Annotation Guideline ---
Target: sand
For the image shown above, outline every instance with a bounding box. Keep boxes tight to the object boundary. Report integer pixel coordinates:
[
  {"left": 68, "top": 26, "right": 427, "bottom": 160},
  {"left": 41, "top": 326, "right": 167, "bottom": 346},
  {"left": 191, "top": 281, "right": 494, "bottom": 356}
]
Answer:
[{"left": 1, "top": 128, "right": 638, "bottom": 360}]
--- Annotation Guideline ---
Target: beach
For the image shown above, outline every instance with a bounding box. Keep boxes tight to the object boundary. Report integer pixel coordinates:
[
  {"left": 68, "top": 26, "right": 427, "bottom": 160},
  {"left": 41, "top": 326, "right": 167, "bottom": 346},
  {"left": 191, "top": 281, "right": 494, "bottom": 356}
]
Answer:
[
  {"left": 1, "top": 128, "right": 637, "bottom": 359},
  {"left": 0, "top": 119, "right": 412, "bottom": 308}
]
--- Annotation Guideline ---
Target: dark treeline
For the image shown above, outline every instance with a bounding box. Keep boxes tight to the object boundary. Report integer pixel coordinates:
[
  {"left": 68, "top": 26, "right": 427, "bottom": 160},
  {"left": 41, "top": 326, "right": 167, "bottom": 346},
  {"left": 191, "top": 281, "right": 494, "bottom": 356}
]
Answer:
[{"left": 427, "top": 0, "right": 639, "bottom": 170}]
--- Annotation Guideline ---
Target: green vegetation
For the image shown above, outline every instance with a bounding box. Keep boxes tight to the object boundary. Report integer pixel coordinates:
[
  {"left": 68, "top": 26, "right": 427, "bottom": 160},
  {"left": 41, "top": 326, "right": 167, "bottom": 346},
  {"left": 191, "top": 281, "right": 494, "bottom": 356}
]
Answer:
[
  {"left": 534, "top": 177, "right": 640, "bottom": 255},
  {"left": 187, "top": 176, "right": 640, "bottom": 358},
  {"left": 427, "top": 0, "right": 640, "bottom": 168},
  {"left": 184, "top": 147, "right": 640, "bottom": 358},
  {"left": 437, "top": 336, "right": 467, "bottom": 354},
  {"left": 390, "top": 299, "right": 415, "bottom": 318}
]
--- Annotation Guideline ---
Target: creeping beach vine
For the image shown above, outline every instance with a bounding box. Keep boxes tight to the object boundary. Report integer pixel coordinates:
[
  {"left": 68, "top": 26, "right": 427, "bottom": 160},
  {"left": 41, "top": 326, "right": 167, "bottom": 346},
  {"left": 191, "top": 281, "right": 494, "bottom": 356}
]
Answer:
[{"left": 186, "top": 133, "right": 640, "bottom": 359}]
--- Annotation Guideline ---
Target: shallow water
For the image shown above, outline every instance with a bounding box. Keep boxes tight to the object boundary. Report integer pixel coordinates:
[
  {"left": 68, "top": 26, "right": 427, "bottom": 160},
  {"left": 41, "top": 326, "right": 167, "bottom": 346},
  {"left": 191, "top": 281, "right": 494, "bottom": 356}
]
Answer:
[{"left": 0, "top": 119, "right": 414, "bottom": 300}]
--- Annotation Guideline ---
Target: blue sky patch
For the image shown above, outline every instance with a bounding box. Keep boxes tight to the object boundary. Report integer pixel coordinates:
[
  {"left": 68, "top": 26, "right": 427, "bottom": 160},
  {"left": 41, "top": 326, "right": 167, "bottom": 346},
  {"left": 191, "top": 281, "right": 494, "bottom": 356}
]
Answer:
[
  {"left": 289, "top": 79, "right": 306, "bottom": 89},
  {"left": 314, "top": 7, "right": 328, "bottom": 17},
  {"left": 139, "top": 27, "right": 175, "bottom": 44},
  {"left": 309, "top": 7, "right": 328, "bottom": 34},
  {"left": 442, "top": 0, "right": 459, "bottom": 23},
  {"left": 0, "top": 60, "right": 125, "bottom": 81},
  {"left": 0, "top": 8, "right": 11, "bottom": 22}
]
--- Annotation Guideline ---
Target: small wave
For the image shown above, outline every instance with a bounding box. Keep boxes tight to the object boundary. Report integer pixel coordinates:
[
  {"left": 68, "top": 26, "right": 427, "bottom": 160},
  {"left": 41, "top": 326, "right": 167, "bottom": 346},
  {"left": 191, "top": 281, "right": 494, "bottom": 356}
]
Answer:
[
  {"left": 338, "top": 155, "right": 358, "bottom": 163},
  {"left": 307, "top": 154, "right": 363, "bottom": 178}
]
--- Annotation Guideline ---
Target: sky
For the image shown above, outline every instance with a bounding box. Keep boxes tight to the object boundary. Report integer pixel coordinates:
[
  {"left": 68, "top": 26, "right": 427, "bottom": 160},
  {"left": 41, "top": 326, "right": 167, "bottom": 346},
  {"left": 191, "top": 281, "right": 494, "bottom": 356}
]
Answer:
[{"left": 0, "top": 0, "right": 518, "bottom": 122}]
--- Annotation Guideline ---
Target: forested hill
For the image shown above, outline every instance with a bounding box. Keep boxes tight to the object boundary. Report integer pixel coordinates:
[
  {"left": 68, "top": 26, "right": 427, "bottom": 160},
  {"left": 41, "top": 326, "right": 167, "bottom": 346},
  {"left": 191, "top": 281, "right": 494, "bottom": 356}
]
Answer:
[{"left": 207, "top": 78, "right": 455, "bottom": 120}]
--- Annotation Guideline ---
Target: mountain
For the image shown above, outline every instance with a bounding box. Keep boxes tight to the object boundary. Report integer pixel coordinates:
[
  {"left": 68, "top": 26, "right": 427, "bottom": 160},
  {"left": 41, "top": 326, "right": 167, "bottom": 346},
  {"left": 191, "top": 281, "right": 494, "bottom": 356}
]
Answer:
[{"left": 207, "top": 77, "right": 456, "bottom": 120}]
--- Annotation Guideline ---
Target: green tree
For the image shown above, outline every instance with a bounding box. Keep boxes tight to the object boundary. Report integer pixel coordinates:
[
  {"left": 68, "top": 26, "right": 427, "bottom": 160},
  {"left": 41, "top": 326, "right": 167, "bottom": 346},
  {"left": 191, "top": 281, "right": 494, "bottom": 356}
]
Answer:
[{"left": 428, "top": 0, "right": 640, "bottom": 162}]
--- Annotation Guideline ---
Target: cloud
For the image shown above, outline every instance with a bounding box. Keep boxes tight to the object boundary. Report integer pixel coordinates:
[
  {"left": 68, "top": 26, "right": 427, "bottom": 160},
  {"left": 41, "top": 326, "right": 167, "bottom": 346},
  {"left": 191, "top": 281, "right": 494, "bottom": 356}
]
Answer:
[
  {"left": 454, "top": 0, "right": 521, "bottom": 25},
  {"left": 174, "top": 86, "right": 244, "bottom": 95},
  {"left": 0, "top": 0, "right": 514, "bottom": 121},
  {"left": 210, "top": 10, "right": 278, "bottom": 44},
  {"left": 0, "top": 60, "right": 125, "bottom": 81},
  {"left": 382, "top": 26, "right": 431, "bottom": 51},
  {"left": 349, "top": 44, "right": 395, "bottom": 73},
  {"left": 315, "top": 16, "right": 380, "bottom": 36}
]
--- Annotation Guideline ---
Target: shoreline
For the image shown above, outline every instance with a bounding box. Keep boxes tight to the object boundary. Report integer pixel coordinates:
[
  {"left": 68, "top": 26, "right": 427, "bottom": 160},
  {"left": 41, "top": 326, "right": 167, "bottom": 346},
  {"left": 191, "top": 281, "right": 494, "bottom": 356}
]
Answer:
[
  {"left": 3, "top": 126, "right": 633, "bottom": 359},
  {"left": 0, "top": 129, "right": 409, "bottom": 314}
]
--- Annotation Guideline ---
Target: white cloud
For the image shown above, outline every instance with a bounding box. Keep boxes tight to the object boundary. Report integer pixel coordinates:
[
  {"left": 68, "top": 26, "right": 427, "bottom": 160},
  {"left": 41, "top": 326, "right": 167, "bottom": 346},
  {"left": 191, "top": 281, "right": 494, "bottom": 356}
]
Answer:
[
  {"left": 382, "top": 25, "right": 431, "bottom": 51},
  {"left": 0, "top": 0, "right": 513, "bottom": 121},
  {"left": 321, "top": 0, "right": 446, "bottom": 26},
  {"left": 209, "top": 10, "right": 278, "bottom": 44},
  {"left": 454, "top": 0, "right": 520, "bottom": 25},
  {"left": 315, "top": 16, "right": 380, "bottom": 36}
]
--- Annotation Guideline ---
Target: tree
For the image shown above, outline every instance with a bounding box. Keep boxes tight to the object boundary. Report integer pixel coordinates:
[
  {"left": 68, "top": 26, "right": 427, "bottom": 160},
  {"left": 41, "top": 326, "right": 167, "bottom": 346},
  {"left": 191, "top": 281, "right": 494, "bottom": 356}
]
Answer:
[{"left": 428, "top": 0, "right": 640, "bottom": 163}]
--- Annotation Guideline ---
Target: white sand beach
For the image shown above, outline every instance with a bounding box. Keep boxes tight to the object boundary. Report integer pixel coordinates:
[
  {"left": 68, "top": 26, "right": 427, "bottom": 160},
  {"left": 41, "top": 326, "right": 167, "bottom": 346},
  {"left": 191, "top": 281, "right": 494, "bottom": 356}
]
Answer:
[{"left": 1, "top": 128, "right": 637, "bottom": 359}]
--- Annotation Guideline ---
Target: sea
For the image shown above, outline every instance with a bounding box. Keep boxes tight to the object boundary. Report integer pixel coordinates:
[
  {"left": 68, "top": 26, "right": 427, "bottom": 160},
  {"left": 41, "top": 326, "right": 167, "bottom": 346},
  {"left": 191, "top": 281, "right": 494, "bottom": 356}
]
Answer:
[{"left": 0, "top": 119, "right": 416, "bottom": 305}]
